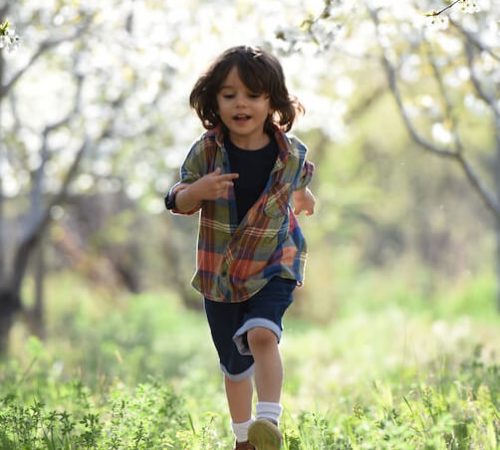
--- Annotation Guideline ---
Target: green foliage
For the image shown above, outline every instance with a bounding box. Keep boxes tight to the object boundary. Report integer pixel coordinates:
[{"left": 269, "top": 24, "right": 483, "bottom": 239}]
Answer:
[
  {"left": 3, "top": 273, "right": 499, "bottom": 449},
  {"left": 0, "top": 349, "right": 497, "bottom": 449}
]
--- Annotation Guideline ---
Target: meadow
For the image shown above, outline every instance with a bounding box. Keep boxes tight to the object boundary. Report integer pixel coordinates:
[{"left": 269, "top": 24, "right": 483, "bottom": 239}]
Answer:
[{"left": 0, "top": 272, "right": 498, "bottom": 450}]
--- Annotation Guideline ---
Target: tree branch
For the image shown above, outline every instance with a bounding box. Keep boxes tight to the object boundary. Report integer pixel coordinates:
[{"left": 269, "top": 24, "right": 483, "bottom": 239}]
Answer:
[
  {"left": 19, "top": 84, "right": 127, "bottom": 252},
  {"left": 450, "top": 18, "right": 500, "bottom": 62},
  {"left": 426, "top": 41, "right": 465, "bottom": 153},
  {"left": 368, "top": 5, "right": 500, "bottom": 221},
  {"left": 425, "top": 0, "right": 461, "bottom": 17},
  {"left": 345, "top": 84, "right": 386, "bottom": 124},
  {"left": 30, "top": 74, "right": 84, "bottom": 225},
  {"left": 465, "top": 41, "right": 499, "bottom": 116},
  {"left": 368, "top": 8, "right": 456, "bottom": 159},
  {"left": 0, "top": 17, "right": 92, "bottom": 100}
]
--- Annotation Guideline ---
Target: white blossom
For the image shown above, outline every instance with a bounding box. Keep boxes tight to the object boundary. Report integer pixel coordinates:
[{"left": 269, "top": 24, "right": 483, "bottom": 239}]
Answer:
[{"left": 0, "top": 21, "right": 20, "bottom": 52}]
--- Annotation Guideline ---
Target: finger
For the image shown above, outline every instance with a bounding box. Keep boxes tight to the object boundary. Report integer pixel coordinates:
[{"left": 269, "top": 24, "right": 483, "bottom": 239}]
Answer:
[{"left": 218, "top": 172, "right": 239, "bottom": 181}]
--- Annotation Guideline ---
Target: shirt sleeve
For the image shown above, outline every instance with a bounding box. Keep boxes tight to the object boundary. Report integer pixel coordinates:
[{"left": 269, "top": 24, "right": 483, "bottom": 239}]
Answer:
[
  {"left": 166, "top": 138, "right": 208, "bottom": 215},
  {"left": 290, "top": 138, "right": 315, "bottom": 191},
  {"left": 292, "top": 159, "right": 315, "bottom": 191}
]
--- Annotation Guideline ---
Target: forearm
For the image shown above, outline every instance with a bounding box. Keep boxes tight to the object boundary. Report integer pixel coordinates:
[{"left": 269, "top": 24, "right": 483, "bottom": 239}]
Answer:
[
  {"left": 169, "top": 168, "right": 238, "bottom": 214},
  {"left": 174, "top": 184, "right": 202, "bottom": 213},
  {"left": 292, "top": 186, "right": 316, "bottom": 216}
]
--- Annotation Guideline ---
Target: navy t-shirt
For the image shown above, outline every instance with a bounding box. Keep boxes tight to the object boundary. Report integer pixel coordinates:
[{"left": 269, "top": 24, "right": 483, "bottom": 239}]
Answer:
[{"left": 225, "top": 136, "right": 279, "bottom": 223}]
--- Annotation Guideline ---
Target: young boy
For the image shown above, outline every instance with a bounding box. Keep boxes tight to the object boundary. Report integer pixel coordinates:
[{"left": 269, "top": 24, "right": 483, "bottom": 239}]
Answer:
[{"left": 166, "top": 45, "right": 315, "bottom": 450}]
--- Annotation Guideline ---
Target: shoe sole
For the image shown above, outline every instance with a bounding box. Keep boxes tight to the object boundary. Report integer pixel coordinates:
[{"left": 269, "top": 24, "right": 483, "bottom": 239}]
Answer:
[{"left": 248, "top": 420, "right": 282, "bottom": 450}]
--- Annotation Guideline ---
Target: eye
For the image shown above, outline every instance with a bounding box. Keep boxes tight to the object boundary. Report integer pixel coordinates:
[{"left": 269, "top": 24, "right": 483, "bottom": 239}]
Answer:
[
  {"left": 248, "top": 93, "right": 261, "bottom": 98},
  {"left": 222, "top": 94, "right": 235, "bottom": 99}
]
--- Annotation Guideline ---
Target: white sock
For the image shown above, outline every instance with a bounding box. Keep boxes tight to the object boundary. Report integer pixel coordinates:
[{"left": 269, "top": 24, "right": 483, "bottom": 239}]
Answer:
[
  {"left": 256, "top": 402, "right": 283, "bottom": 425},
  {"left": 231, "top": 418, "right": 254, "bottom": 443}
]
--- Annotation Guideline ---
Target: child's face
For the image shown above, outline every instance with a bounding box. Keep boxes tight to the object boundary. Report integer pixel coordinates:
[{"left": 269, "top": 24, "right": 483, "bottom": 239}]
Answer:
[{"left": 216, "top": 66, "right": 272, "bottom": 149}]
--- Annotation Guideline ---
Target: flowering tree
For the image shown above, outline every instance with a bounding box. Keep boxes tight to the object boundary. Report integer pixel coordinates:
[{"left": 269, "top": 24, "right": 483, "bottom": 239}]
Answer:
[
  {"left": 0, "top": 0, "right": 196, "bottom": 351},
  {"left": 0, "top": 0, "right": 498, "bottom": 353},
  {"left": 278, "top": 0, "right": 500, "bottom": 309},
  {"left": 0, "top": 0, "right": 363, "bottom": 349}
]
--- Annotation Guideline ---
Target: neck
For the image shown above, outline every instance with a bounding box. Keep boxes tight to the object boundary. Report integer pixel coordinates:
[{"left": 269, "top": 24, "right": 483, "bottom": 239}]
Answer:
[{"left": 229, "top": 133, "right": 270, "bottom": 150}]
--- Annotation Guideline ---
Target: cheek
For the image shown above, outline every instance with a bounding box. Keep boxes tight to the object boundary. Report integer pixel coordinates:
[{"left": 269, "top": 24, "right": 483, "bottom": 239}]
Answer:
[
  {"left": 261, "top": 105, "right": 272, "bottom": 116},
  {"left": 216, "top": 102, "right": 229, "bottom": 116}
]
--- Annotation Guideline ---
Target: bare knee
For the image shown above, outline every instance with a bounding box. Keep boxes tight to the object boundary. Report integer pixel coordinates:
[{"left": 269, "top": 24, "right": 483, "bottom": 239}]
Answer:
[
  {"left": 247, "top": 327, "right": 278, "bottom": 351},
  {"left": 225, "top": 375, "right": 251, "bottom": 389}
]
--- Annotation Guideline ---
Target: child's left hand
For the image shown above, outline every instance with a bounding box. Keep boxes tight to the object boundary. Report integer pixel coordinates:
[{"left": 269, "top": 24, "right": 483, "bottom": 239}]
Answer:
[{"left": 292, "top": 187, "right": 316, "bottom": 216}]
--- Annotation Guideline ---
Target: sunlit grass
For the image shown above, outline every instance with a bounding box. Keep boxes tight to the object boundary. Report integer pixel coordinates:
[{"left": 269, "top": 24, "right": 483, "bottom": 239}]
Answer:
[{"left": 2, "top": 271, "right": 499, "bottom": 449}]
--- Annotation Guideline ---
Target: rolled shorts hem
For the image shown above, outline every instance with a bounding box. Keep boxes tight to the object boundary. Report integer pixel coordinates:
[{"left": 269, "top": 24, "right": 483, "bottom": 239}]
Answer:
[
  {"left": 233, "top": 318, "right": 282, "bottom": 356},
  {"left": 220, "top": 362, "right": 255, "bottom": 381}
]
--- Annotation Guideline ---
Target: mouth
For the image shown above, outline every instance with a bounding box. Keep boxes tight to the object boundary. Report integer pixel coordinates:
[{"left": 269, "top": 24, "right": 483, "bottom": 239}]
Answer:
[{"left": 232, "top": 114, "right": 251, "bottom": 121}]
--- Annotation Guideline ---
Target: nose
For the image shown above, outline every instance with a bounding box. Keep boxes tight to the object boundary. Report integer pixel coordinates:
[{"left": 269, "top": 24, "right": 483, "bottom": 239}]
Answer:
[{"left": 235, "top": 93, "right": 247, "bottom": 107}]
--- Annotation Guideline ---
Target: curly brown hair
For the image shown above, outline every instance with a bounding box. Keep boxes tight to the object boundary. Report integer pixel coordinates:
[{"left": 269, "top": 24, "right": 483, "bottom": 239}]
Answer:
[{"left": 189, "top": 45, "right": 304, "bottom": 133}]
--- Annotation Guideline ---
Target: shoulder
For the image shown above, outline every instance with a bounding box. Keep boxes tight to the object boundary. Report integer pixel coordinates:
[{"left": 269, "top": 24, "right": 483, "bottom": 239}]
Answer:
[
  {"left": 283, "top": 133, "right": 308, "bottom": 160},
  {"left": 186, "top": 129, "right": 220, "bottom": 157}
]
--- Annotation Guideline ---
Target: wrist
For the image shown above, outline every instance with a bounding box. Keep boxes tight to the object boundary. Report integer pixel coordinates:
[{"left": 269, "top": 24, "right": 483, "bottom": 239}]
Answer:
[
  {"left": 293, "top": 188, "right": 307, "bottom": 197},
  {"left": 186, "top": 181, "right": 203, "bottom": 203},
  {"left": 172, "top": 183, "right": 203, "bottom": 212}
]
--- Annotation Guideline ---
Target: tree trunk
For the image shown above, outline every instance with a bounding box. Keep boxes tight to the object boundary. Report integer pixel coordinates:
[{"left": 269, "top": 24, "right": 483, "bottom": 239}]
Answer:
[
  {"left": 496, "top": 219, "right": 500, "bottom": 312},
  {"left": 30, "top": 239, "right": 46, "bottom": 339},
  {"left": 0, "top": 230, "right": 47, "bottom": 354},
  {"left": 0, "top": 12, "right": 6, "bottom": 283},
  {"left": 495, "top": 117, "right": 500, "bottom": 311},
  {"left": 0, "top": 237, "right": 35, "bottom": 355},
  {"left": 0, "top": 288, "right": 21, "bottom": 355}
]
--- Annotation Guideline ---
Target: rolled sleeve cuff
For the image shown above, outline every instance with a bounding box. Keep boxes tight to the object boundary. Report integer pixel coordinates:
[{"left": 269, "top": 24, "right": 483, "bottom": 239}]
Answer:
[
  {"left": 165, "top": 183, "right": 201, "bottom": 215},
  {"left": 293, "top": 160, "right": 315, "bottom": 191}
]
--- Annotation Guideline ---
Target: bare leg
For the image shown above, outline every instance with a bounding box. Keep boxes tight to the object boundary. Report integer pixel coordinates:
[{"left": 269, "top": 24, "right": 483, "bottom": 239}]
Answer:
[
  {"left": 225, "top": 375, "right": 253, "bottom": 423},
  {"left": 247, "top": 328, "right": 282, "bottom": 402}
]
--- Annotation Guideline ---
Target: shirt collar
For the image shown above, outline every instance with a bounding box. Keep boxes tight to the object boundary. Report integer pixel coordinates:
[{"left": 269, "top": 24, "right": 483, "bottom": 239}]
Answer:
[{"left": 211, "top": 124, "right": 290, "bottom": 173}]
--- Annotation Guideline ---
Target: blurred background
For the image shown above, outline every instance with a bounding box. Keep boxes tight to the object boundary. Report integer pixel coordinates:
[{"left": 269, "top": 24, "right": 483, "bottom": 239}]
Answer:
[
  {"left": 0, "top": 0, "right": 499, "bottom": 447},
  {"left": 1, "top": 0, "right": 499, "bottom": 373},
  {"left": 0, "top": 0, "right": 500, "bottom": 450}
]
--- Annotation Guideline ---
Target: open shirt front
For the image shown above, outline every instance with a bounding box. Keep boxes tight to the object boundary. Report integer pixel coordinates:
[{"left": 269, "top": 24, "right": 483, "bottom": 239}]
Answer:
[{"left": 167, "top": 125, "right": 314, "bottom": 302}]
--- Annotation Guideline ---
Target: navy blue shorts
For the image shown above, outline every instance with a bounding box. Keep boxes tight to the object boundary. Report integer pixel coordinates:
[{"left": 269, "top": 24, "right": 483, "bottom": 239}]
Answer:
[{"left": 204, "top": 277, "right": 296, "bottom": 381}]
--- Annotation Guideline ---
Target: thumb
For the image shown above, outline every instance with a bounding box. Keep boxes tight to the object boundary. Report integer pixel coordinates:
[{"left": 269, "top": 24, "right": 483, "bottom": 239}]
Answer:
[{"left": 212, "top": 167, "right": 222, "bottom": 175}]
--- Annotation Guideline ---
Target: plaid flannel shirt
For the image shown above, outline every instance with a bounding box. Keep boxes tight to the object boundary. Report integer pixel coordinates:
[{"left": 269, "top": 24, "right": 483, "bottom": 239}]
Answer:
[{"left": 167, "top": 125, "right": 314, "bottom": 302}]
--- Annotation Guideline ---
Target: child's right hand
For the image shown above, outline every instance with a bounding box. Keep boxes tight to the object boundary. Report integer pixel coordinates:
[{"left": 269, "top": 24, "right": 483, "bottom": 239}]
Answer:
[{"left": 191, "top": 167, "right": 239, "bottom": 201}]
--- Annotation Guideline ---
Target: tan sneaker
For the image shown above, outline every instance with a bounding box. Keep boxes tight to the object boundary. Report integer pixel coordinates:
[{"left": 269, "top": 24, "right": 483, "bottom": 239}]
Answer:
[
  {"left": 234, "top": 441, "right": 256, "bottom": 450},
  {"left": 247, "top": 419, "right": 282, "bottom": 450}
]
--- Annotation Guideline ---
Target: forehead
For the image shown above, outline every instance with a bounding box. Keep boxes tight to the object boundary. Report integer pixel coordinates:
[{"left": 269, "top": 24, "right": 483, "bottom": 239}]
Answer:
[{"left": 219, "top": 67, "right": 246, "bottom": 90}]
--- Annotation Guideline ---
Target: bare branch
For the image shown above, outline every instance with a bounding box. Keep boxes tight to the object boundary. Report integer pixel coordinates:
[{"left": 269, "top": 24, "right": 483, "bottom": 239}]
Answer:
[
  {"left": 368, "top": 8, "right": 456, "bottom": 159},
  {"left": 465, "top": 41, "right": 499, "bottom": 116},
  {"left": 425, "top": 0, "right": 461, "bottom": 17},
  {"left": 368, "top": 4, "right": 500, "bottom": 221},
  {"left": 345, "top": 85, "right": 386, "bottom": 124},
  {"left": 0, "top": 17, "right": 92, "bottom": 100},
  {"left": 426, "top": 42, "right": 465, "bottom": 153},
  {"left": 454, "top": 152, "right": 500, "bottom": 220},
  {"left": 451, "top": 18, "right": 500, "bottom": 62},
  {"left": 30, "top": 74, "right": 84, "bottom": 218},
  {"left": 21, "top": 86, "right": 127, "bottom": 248}
]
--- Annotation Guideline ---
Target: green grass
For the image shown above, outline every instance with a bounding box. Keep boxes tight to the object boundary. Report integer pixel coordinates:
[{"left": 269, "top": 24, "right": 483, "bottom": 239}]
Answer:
[{"left": 0, "top": 272, "right": 498, "bottom": 449}]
